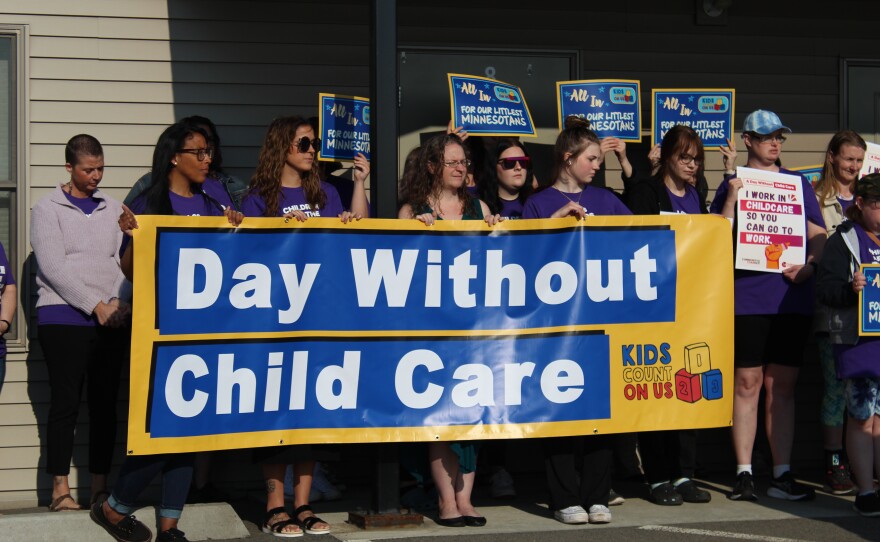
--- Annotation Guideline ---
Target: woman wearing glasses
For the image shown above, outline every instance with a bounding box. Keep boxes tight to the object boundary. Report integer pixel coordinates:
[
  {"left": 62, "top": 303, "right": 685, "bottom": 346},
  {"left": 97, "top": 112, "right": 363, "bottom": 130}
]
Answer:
[
  {"left": 242, "top": 115, "right": 369, "bottom": 222},
  {"left": 627, "top": 125, "right": 714, "bottom": 507},
  {"left": 240, "top": 115, "right": 368, "bottom": 538},
  {"left": 711, "top": 110, "right": 826, "bottom": 503},
  {"left": 478, "top": 139, "right": 533, "bottom": 219},
  {"left": 397, "top": 133, "right": 498, "bottom": 528}
]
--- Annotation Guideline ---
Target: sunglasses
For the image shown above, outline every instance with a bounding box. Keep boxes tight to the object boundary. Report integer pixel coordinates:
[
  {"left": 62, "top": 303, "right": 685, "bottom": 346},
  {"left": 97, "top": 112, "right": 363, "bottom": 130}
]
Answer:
[
  {"left": 294, "top": 136, "right": 321, "bottom": 153},
  {"left": 497, "top": 156, "right": 531, "bottom": 170}
]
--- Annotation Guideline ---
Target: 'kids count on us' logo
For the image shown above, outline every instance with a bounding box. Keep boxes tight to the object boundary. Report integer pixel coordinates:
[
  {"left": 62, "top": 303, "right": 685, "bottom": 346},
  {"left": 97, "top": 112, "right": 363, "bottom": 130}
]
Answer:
[
  {"left": 621, "top": 342, "right": 723, "bottom": 404},
  {"left": 494, "top": 86, "right": 522, "bottom": 103},
  {"left": 609, "top": 86, "right": 636, "bottom": 104},
  {"left": 698, "top": 96, "right": 729, "bottom": 113}
]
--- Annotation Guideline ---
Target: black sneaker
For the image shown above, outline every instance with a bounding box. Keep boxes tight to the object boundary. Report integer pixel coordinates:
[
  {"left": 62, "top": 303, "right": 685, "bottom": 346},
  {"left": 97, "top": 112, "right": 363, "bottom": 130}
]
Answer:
[
  {"left": 648, "top": 482, "right": 683, "bottom": 506},
  {"left": 675, "top": 479, "right": 711, "bottom": 503},
  {"left": 728, "top": 471, "right": 758, "bottom": 501},
  {"left": 90, "top": 501, "right": 152, "bottom": 542},
  {"left": 853, "top": 492, "right": 880, "bottom": 517},
  {"left": 157, "top": 528, "right": 190, "bottom": 542},
  {"left": 767, "top": 471, "right": 815, "bottom": 501}
]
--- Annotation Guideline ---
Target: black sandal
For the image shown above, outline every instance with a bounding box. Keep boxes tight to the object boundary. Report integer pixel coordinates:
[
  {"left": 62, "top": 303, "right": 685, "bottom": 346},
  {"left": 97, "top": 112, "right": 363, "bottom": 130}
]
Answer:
[
  {"left": 262, "top": 507, "right": 303, "bottom": 538},
  {"left": 293, "top": 504, "right": 331, "bottom": 535}
]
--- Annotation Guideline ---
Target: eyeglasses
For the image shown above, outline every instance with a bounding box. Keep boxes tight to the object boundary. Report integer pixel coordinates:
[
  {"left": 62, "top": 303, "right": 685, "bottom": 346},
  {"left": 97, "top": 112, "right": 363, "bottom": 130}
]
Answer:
[
  {"left": 294, "top": 136, "right": 321, "bottom": 153},
  {"left": 497, "top": 157, "right": 531, "bottom": 170},
  {"left": 678, "top": 154, "right": 702, "bottom": 166},
  {"left": 178, "top": 148, "right": 214, "bottom": 161},
  {"left": 441, "top": 159, "right": 471, "bottom": 169},
  {"left": 748, "top": 133, "right": 787, "bottom": 144}
]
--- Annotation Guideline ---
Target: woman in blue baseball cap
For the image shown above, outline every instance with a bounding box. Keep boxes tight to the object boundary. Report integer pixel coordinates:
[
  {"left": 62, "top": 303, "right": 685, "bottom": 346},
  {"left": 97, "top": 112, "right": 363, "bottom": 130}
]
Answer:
[{"left": 711, "top": 109, "right": 827, "bottom": 503}]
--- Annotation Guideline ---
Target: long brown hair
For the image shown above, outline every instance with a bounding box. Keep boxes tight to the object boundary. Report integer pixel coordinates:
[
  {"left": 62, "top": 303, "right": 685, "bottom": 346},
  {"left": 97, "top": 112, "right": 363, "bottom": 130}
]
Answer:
[
  {"left": 547, "top": 116, "right": 601, "bottom": 187},
  {"left": 250, "top": 116, "right": 325, "bottom": 217},
  {"left": 815, "top": 130, "right": 867, "bottom": 202},
  {"left": 658, "top": 125, "right": 705, "bottom": 182},
  {"left": 399, "top": 134, "right": 470, "bottom": 212}
]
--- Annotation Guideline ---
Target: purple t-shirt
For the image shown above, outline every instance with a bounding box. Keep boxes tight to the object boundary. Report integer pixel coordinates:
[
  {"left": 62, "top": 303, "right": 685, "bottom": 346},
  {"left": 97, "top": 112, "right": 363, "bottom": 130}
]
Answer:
[
  {"left": 0, "top": 243, "right": 14, "bottom": 355},
  {"left": 666, "top": 184, "right": 703, "bottom": 215},
  {"left": 499, "top": 198, "right": 524, "bottom": 219},
  {"left": 202, "top": 178, "right": 235, "bottom": 210},
  {"left": 838, "top": 196, "right": 854, "bottom": 214},
  {"left": 63, "top": 191, "right": 100, "bottom": 216},
  {"left": 522, "top": 185, "right": 631, "bottom": 219},
  {"left": 835, "top": 223, "right": 880, "bottom": 376},
  {"left": 241, "top": 182, "right": 344, "bottom": 218},
  {"left": 710, "top": 168, "right": 826, "bottom": 315}
]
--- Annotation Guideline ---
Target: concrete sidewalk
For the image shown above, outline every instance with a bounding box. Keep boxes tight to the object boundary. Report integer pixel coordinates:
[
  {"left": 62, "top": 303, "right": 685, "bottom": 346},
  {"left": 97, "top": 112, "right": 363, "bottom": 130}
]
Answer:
[{"left": 0, "top": 474, "right": 866, "bottom": 542}]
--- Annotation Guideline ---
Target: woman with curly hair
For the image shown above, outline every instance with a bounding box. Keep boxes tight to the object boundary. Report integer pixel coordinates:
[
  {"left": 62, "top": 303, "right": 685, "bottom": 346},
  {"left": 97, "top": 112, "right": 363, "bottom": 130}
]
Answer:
[{"left": 242, "top": 115, "right": 368, "bottom": 221}]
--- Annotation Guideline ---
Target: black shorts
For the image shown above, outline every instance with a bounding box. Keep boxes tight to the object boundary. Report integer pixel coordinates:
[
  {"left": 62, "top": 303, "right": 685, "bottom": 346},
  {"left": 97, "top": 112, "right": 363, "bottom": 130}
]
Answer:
[{"left": 734, "top": 314, "right": 812, "bottom": 368}]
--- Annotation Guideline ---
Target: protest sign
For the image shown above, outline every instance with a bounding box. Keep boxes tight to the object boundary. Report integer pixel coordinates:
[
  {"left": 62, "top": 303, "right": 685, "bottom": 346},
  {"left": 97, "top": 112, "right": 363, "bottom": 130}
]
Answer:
[
  {"left": 448, "top": 74, "right": 536, "bottom": 136},
  {"left": 735, "top": 167, "right": 806, "bottom": 273},
  {"left": 788, "top": 164, "right": 823, "bottom": 187},
  {"left": 652, "top": 89, "right": 734, "bottom": 148},
  {"left": 556, "top": 80, "right": 641, "bottom": 141},
  {"left": 859, "top": 141, "right": 880, "bottom": 178},
  {"left": 318, "top": 93, "right": 370, "bottom": 161},
  {"left": 127, "top": 215, "right": 733, "bottom": 454},
  {"left": 860, "top": 264, "right": 880, "bottom": 336}
]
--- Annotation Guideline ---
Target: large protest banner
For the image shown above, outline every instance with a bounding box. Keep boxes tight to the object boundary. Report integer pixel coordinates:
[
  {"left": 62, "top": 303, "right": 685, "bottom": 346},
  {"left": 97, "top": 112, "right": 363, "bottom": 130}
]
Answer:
[
  {"left": 734, "top": 167, "right": 807, "bottom": 273},
  {"left": 556, "top": 80, "right": 641, "bottom": 142},
  {"left": 318, "top": 93, "right": 370, "bottom": 161},
  {"left": 127, "top": 216, "right": 734, "bottom": 454},
  {"left": 652, "top": 89, "right": 734, "bottom": 148},
  {"left": 448, "top": 74, "right": 536, "bottom": 137}
]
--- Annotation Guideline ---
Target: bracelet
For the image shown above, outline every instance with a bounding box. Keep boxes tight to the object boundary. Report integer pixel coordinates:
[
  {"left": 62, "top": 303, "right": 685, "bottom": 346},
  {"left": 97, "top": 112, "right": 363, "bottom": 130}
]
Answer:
[{"left": 0, "top": 319, "right": 11, "bottom": 334}]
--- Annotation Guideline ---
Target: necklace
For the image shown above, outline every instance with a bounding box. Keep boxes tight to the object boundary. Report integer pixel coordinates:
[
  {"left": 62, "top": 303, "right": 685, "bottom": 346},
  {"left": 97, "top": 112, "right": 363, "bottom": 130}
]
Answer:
[
  {"left": 554, "top": 186, "right": 585, "bottom": 208},
  {"left": 433, "top": 197, "right": 461, "bottom": 218}
]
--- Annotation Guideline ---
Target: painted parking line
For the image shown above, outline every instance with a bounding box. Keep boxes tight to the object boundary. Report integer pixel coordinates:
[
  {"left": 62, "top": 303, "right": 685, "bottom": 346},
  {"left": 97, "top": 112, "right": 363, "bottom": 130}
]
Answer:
[{"left": 639, "top": 525, "right": 805, "bottom": 542}]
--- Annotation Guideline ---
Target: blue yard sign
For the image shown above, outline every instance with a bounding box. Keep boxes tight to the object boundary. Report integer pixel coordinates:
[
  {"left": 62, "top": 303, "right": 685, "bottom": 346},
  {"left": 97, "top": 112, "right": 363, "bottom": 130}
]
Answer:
[
  {"left": 860, "top": 264, "right": 880, "bottom": 335},
  {"left": 557, "top": 80, "right": 641, "bottom": 142},
  {"left": 318, "top": 93, "right": 370, "bottom": 161},
  {"left": 448, "top": 74, "right": 536, "bottom": 137},
  {"left": 652, "top": 89, "right": 735, "bottom": 149}
]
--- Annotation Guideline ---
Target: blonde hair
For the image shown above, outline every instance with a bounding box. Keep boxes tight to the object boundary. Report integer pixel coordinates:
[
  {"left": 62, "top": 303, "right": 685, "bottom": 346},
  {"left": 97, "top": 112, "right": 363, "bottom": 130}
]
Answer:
[{"left": 815, "top": 130, "right": 866, "bottom": 202}]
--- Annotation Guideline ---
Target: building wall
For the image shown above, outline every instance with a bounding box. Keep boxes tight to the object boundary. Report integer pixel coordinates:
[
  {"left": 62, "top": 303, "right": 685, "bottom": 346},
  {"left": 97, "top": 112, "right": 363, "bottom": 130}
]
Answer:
[{"left": 0, "top": 0, "right": 877, "bottom": 507}]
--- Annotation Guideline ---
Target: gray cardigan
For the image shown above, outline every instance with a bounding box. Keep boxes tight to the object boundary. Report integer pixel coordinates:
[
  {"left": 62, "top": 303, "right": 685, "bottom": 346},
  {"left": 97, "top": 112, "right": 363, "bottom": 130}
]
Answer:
[{"left": 31, "top": 185, "right": 128, "bottom": 315}]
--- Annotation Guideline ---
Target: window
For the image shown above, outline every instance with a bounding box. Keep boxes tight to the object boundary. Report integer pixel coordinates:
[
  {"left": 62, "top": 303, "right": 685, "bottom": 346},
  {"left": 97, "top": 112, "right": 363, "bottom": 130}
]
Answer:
[{"left": 0, "top": 25, "right": 26, "bottom": 349}]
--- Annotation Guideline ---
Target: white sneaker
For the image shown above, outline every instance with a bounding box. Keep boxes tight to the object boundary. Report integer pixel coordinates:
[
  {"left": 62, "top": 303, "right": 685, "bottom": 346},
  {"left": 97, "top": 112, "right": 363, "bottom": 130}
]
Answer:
[
  {"left": 554, "top": 505, "right": 589, "bottom": 524},
  {"left": 489, "top": 468, "right": 516, "bottom": 498},
  {"left": 588, "top": 504, "right": 612, "bottom": 524}
]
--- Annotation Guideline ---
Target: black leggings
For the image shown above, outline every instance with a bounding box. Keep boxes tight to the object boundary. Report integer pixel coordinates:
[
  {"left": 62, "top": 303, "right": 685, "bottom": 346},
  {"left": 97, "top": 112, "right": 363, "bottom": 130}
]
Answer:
[{"left": 40, "top": 324, "right": 128, "bottom": 476}]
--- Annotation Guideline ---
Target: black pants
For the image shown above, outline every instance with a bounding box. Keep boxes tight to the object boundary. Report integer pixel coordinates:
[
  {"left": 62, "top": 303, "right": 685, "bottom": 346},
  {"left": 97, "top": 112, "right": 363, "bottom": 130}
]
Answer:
[
  {"left": 639, "top": 429, "right": 698, "bottom": 484},
  {"left": 544, "top": 434, "right": 613, "bottom": 510},
  {"left": 40, "top": 324, "right": 128, "bottom": 476}
]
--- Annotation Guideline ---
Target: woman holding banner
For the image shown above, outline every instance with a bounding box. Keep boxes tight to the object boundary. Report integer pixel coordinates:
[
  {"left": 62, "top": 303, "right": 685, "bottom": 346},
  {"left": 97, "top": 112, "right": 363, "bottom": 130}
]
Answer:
[
  {"left": 93, "top": 121, "right": 243, "bottom": 542},
  {"left": 710, "top": 110, "right": 826, "bottom": 503},
  {"left": 398, "top": 133, "right": 500, "bottom": 527},
  {"left": 812, "top": 130, "right": 866, "bottom": 495},
  {"left": 816, "top": 173, "right": 880, "bottom": 516},
  {"left": 522, "top": 116, "right": 628, "bottom": 525},
  {"left": 240, "top": 115, "right": 369, "bottom": 537},
  {"left": 478, "top": 138, "right": 534, "bottom": 219},
  {"left": 628, "top": 125, "right": 713, "bottom": 506}
]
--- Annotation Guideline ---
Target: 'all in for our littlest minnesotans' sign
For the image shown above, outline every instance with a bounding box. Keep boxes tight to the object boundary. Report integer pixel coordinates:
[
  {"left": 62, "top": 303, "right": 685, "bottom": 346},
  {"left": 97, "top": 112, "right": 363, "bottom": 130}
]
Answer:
[
  {"left": 860, "top": 264, "right": 880, "bottom": 336},
  {"left": 652, "top": 89, "right": 735, "bottom": 149},
  {"left": 448, "top": 74, "right": 536, "bottom": 137},
  {"left": 734, "top": 167, "right": 806, "bottom": 273},
  {"left": 557, "top": 80, "right": 641, "bottom": 142},
  {"left": 318, "top": 93, "right": 370, "bottom": 161}
]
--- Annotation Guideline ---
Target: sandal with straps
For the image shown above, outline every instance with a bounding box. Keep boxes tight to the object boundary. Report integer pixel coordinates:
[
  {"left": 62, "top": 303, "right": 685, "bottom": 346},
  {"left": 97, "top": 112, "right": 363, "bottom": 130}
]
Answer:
[
  {"left": 262, "top": 507, "right": 303, "bottom": 538},
  {"left": 293, "top": 504, "right": 331, "bottom": 535}
]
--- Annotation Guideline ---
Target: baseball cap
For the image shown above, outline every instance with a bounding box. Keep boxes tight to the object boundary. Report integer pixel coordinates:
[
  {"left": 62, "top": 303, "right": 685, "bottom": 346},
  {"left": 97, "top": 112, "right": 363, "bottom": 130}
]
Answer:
[
  {"left": 856, "top": 173, "right": 880, "bottom": 200},
  {"left": 742, "top": 110, "right": 792, "bottom": 135}
]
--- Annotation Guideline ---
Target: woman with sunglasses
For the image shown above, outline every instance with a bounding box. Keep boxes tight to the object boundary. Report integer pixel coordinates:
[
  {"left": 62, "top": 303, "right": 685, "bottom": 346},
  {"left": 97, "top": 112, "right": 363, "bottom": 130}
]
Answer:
[
  {"left": 94, "top": 121, "right": 243, "bottom": 542},
  {"left": 521, "top": 116, "right": 628, "bottom": 526},
  {"left": 478, "top": 139, "right": 533, "bottom": 219},
  {"left": 627, "top": 125, "right": 713, "bottom": 507},
  {"left": 242, "top": 115, "right": 369, "bottom": 222},
  {"left": 711, "top": 110, "right": 826, "bottom": 503},
  {"left": 240, "top": 115, "right": 367, "bottom": 538}
]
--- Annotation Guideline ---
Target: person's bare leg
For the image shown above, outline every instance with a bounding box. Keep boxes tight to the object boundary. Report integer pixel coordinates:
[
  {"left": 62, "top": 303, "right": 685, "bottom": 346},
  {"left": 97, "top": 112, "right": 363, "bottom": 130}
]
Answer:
[
  {"left": 293, "top": 460, "right": 328, "bottom": 531},
  {"left": 732, "top": 367, "right": 763, "bottom": 465},
  {"left": 430, "top": 443, "right": 461, "bottom": 519},
  {"left": 262, "top": 463, "right": 300, "bottom": 536},
  {"left": 764, "top": 364, "right": 800, "bottom": 469}
]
